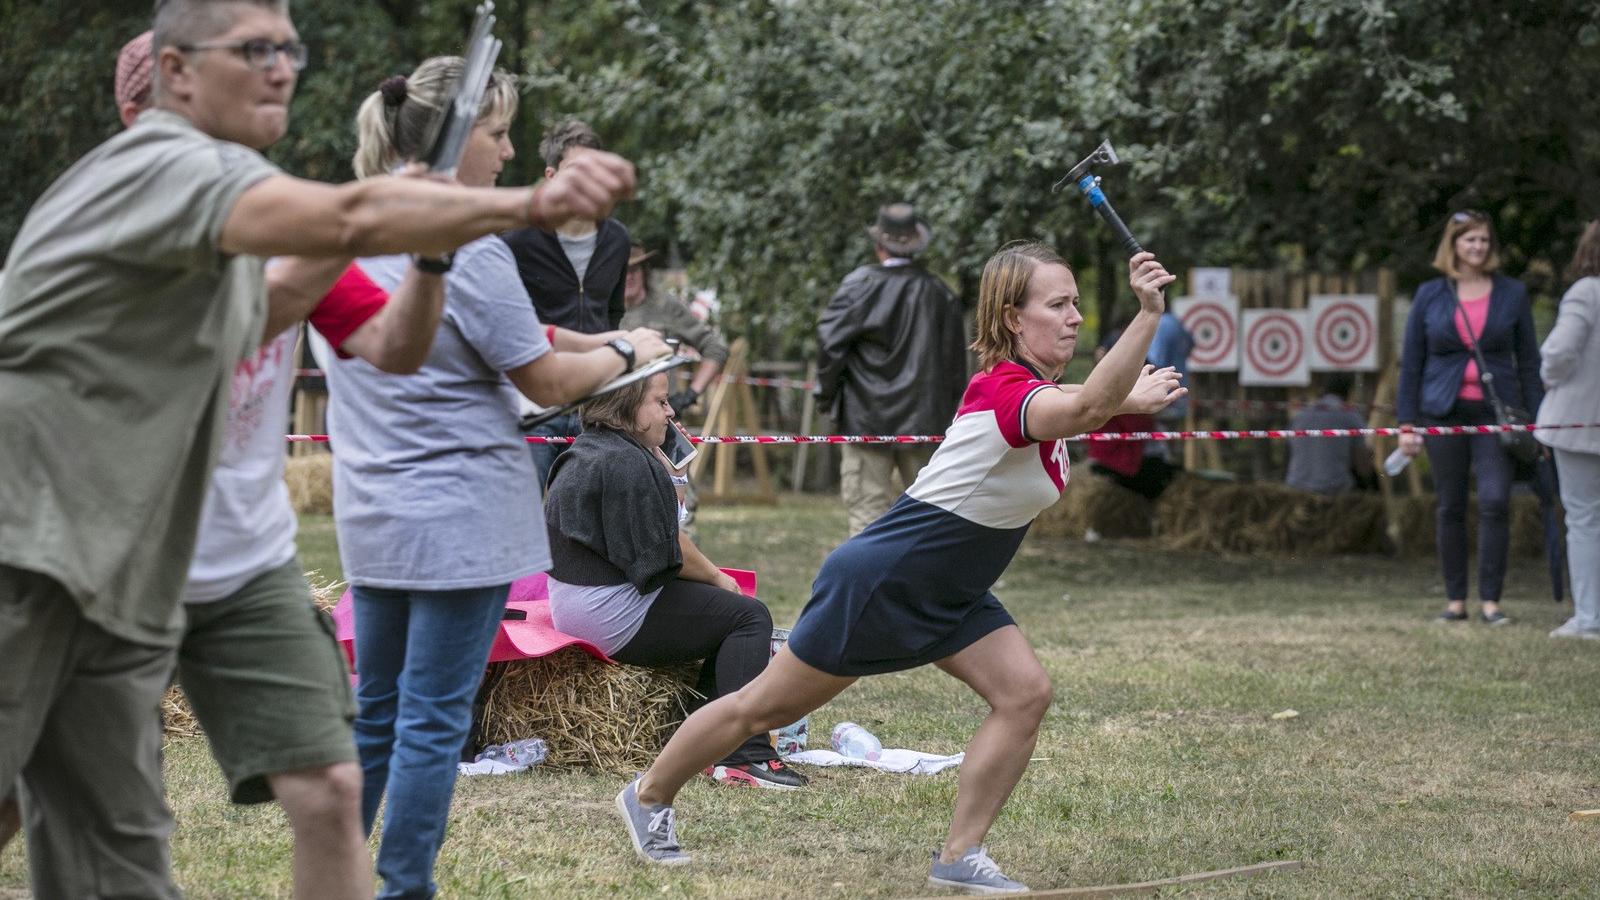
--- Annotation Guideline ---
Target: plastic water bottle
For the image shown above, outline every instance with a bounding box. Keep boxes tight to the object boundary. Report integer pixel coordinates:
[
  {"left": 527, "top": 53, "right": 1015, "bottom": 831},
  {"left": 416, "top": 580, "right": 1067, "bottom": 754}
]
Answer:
[
  {"left": 830, "top": 722, "right": 882, "bottom": 761},
  {"left": 477, "top": 737, "right": 548, "bottom": 768},
  {"left": 1383, "top": 447, "right": 1412, "bottom": 477}
]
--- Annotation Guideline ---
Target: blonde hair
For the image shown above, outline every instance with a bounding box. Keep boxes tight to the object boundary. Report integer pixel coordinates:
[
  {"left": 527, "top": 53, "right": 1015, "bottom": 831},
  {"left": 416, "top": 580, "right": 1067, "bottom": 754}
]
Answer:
[
  {"left": 970, "top": 241, "right": 1069, "bottom": 371},
  {"left": 353, "top": 56, "right": 519, "bottom": 179},
  {"left": 1431, "top": 210, "right": 1501, "bottom": 279}
]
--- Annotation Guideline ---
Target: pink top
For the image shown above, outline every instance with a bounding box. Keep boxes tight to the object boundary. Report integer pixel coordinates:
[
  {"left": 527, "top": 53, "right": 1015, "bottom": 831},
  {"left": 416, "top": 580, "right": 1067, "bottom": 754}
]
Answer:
[{"left": 1453, "top": 293, "right": 1490, "bottom": 401}]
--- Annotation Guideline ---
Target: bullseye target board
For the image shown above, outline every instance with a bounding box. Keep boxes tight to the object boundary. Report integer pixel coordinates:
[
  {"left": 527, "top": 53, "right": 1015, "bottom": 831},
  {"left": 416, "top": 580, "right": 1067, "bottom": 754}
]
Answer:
[
  {"left": 1308, "top": 294, "right": 1379, "bottom": 371},
  {"left": 1171, "top": 295, "right": 1238, "bottom": 372},
  {"left": 1239, "top": 309, "right": 1310, "bottom": 386}
]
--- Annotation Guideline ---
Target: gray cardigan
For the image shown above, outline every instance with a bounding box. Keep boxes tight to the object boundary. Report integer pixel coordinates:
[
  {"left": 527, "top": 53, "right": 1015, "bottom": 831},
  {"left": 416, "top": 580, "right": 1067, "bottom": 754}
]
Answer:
[
  {"left": 1536, "top": 276, "right": 1600, "bottom": 455},
  {"left": 543, "top": 426, "right": 682, "bottom": 591}
]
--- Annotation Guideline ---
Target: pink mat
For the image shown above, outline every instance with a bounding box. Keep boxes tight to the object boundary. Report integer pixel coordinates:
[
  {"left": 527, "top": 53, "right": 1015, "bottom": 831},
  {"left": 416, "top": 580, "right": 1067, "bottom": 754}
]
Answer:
[{"left": 330, "top": 568, "right": 757, "bottom": 672}]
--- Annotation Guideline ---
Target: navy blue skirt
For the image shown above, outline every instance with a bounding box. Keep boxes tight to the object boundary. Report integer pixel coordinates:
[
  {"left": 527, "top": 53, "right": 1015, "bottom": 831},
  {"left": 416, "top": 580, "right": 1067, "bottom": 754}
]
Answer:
[{"left": 786, "top": 495, "right": 1028, "bottom": 676}]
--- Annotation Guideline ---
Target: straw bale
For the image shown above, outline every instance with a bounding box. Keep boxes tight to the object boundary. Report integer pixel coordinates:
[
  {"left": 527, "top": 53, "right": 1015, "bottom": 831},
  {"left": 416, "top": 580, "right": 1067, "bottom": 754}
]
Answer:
[
  {"left": 1034, "top": 472, "right": 1155, "bottom": 540},
  {"left": 1157, "top": 475, "right": 1387, "bottom": 556},
  {"left": 285, "top": 453, "right": 333, "bottom": 515},
  {"left": 479, "top": 650, "right": 702, "bottom": 774},
  {"left": 162, "top": 686, "right": 202, "bottom": 739}
]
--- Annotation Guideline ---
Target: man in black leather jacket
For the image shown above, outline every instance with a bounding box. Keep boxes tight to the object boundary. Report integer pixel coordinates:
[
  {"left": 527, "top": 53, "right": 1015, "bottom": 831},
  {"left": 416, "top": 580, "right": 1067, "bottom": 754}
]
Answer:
[
  {"left": 816, "top": 202, "right": 967, "bottom": 535},
  {"left": 503, "top": 119, "right": 633, "bottom": 487}
]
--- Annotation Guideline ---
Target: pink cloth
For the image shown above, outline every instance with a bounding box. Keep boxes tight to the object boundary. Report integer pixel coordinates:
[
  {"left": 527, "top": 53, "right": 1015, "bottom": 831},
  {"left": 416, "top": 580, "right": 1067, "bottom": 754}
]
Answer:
[
  {"left": 329, "top": 568, "right": 758, "bottom": 671},
  {"left": 1454, "top": 294, "right": 1490, "bottom": 402}
]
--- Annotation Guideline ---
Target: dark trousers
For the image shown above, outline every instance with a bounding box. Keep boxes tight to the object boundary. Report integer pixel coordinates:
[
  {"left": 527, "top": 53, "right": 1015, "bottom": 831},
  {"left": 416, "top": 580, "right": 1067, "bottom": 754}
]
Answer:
[
  {"left": 526, "top": 412, "right": 581, "bottom": 493},
  {"left": 1423, "top": 401, "right": 1513, "bottom": 602},
  {"left": 611, "top": 578, "right": 775, "bottom": 766},
  {"left": 1089, "top": 457, "right": 1177, "bottom": 501}
]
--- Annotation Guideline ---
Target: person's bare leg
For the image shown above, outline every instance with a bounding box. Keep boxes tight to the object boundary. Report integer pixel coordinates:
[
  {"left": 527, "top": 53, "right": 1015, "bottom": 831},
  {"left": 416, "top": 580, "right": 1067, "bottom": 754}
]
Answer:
[
  {"left": 933, "top": 626, "right": 1052, "bottom": 861},
  {"left": 637, "top": 648, "right": 855, "bottom": 806},
  {"left": 267, "top": 762, "right": 372, "bottom": 900}
]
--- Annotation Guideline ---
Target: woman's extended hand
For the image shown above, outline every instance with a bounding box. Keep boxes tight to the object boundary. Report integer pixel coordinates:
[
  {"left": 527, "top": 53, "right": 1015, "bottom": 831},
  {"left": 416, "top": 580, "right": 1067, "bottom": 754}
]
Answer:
[
  {"left": 1399, "top": 431, "right": 1424, "bottom": 457},
  {"left": 713, "top": 571, "right": 742, "bottom": 596},
  {"left": 1123, "top": 364, "right": 1187, "bottom": 414},
  {"left": 1128, "top": 251, "right": 1176, "bottom": 314}
]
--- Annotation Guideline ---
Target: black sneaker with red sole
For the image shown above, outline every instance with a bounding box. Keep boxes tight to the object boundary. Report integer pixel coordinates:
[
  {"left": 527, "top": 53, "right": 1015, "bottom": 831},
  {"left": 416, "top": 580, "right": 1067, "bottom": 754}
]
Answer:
[{"left": 705, "top": 759, "right": 808, "bottom": 790}]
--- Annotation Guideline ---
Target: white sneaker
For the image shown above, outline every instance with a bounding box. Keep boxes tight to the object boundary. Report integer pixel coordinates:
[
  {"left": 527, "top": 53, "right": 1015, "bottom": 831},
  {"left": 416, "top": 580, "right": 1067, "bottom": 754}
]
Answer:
[{"left": 1549, "top": 619, "right": 1600, "bottom": 640}]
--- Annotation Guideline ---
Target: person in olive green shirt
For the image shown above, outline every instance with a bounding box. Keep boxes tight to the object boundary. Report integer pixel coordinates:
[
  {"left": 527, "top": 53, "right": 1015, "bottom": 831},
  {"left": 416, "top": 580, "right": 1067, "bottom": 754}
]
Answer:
[
  {"left": 619, "top": 241, "right": 729, "bottom": 415},
  {"left": 0, "top": 1, "right": 637, "bottom": 895}
]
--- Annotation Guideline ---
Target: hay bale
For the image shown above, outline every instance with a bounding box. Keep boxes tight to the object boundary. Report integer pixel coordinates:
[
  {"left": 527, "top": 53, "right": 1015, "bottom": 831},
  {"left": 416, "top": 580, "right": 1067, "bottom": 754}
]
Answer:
[
  {"left": 285, "top": 453, "right": 333, "bottom": 515},
  {"left": 1157, "top": 475, "right": 1388, "bottom": 555},
  {"left": 479, "top": 650, "right": 702, "bottom": 773},
  {"left": 1034, "top": 471, "right": 1155, "bottom": 540},
  {"left": 162, "top": 686, "right": 202, "bottom": 739}
]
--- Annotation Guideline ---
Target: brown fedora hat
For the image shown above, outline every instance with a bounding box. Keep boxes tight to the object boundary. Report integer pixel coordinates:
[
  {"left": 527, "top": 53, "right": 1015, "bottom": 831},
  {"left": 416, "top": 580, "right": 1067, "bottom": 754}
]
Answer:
[
  {"left": 628, "top": 242, "right": 657, "bottom": 267},
  {"left": 866, "top": 201, "right": 932, "bottom": 256}
]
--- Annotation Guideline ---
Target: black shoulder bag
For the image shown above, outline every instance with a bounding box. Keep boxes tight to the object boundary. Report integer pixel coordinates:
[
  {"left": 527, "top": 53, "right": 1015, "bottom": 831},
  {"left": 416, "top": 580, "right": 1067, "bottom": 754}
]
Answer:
[{"left": 1449, "top": 281, "right": 1542, "bottom": 465}]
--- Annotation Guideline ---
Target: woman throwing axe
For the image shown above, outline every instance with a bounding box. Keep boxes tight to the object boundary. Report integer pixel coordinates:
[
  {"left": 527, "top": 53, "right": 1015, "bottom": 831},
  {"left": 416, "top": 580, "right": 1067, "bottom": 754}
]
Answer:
[{"left": 616, "top": 242, "right": 1183, "bottom": 894}]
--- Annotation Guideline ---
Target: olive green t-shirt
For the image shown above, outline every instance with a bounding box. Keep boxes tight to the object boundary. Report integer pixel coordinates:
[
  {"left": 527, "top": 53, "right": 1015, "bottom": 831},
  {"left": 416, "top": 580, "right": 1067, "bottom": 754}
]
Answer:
[{"left": 0, "top": 109, "right": 275, "bottom": 647}]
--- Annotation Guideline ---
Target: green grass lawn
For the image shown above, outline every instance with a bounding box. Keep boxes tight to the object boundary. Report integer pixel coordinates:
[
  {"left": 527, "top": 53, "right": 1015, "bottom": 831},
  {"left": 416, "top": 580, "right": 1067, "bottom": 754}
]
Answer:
[{"left": 5, "top": 500, "right": 1598, "bottom": 898}]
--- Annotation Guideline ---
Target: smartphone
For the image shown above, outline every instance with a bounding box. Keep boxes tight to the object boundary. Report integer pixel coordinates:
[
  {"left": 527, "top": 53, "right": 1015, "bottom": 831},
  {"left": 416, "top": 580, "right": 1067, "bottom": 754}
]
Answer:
[{"left": 661, "top": 419, "right": 699, "bottom": 470}]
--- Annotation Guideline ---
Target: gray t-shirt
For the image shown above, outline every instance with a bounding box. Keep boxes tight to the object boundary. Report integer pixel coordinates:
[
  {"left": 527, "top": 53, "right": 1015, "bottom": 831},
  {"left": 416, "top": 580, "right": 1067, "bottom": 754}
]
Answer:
[
  {"left": 0, "top": 109, "right": 274, "bottom": 646},
  {"left": 547, "top": 577, "right": 662, "bottom": 656},
  {"left": 558, "top": 230, "right": 598, "bottom": 285},
  {"left": 326, "top": 236, "right": 552, "bottom": 589},
  {"left": 1285, "top": 396, "right": 1367, "bottom": 495}
]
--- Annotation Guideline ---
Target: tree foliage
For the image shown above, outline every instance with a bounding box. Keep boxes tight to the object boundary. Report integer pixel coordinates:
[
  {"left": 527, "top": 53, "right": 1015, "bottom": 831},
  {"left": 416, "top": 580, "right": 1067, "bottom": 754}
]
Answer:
[{"left": 4, "top": 0, "right": 1598, "bottom": 355}]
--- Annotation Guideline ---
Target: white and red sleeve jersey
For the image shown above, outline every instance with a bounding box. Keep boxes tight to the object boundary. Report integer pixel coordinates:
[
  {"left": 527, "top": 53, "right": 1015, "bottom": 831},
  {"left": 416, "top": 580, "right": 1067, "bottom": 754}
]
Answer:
[{"left": 905, "top": 360, "right": 1068, "bottom": 529}]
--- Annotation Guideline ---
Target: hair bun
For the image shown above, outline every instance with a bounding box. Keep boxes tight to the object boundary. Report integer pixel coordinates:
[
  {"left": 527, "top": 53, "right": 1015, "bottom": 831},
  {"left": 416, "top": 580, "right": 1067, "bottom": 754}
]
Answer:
[{"left": 378, "top": 75, "right": 408, "bottom": 107}]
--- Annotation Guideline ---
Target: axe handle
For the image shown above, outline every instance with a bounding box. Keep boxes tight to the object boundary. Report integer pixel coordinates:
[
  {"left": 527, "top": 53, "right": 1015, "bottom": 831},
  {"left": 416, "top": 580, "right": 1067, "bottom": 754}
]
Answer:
[{"left": 1075, "top": 175, "right": 1145, "bottom": 256}]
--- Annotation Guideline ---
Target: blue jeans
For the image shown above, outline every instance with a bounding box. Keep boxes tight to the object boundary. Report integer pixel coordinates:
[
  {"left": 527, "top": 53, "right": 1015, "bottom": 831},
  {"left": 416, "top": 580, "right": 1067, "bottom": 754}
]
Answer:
[
  {"left": 526, "top": 413, "right": 581, "bottom": 493},
  {"left": 352, "top": 585, "right": 509, "bottom": 900},
  {"left": 1423, "top": 401, "right": 1513, "bottom": 602}
]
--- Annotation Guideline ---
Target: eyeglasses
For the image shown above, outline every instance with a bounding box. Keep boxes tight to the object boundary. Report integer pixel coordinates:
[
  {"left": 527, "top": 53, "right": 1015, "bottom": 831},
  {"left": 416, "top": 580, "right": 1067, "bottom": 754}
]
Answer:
[
  {"left": 178, "top": 39, "right": 308, "bottom": 73},
  {"left": 1451, "top": 209, "right": 1488, "bottom": 224}
]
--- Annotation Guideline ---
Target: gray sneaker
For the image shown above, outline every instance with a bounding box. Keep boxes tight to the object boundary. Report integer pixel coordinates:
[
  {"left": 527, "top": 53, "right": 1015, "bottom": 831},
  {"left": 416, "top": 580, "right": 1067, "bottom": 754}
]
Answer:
[
  {"left": 1550, "top": 619, "right": 1600, "bottom": 640},
  {"left": 928, "top": 846, "right": 1028, "bottom": 895},
  {"left": 615, "top": 777, "right": 691, "bottom": 866}
]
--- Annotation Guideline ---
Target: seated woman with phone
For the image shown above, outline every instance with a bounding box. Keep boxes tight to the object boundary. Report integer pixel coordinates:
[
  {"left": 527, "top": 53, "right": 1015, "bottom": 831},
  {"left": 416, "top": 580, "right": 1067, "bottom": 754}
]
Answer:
[{"left": 543, "top": 373, "right": 807, "bottom": 790}]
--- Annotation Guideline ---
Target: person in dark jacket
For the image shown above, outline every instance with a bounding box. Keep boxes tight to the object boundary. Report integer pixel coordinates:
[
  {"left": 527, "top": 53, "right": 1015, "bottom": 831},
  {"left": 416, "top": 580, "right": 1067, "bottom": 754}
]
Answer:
[
  {"left": 504, "top": 119, "right": 634, "bottom": 487},
  {"left": 544, "top": 373, "right": 807, "bottom": 790},
  {"left": 816, "top": 202, "right": 967, "bottom": 535},
  {"left": 1396, "top": 209, "right": 1543, "bottom": 625}
]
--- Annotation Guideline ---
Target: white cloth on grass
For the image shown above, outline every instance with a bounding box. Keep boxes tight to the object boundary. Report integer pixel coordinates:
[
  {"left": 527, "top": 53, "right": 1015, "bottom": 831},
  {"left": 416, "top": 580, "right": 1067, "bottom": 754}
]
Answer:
[{"left": 785, "top": 748, "right": 963, "bottom": 775}]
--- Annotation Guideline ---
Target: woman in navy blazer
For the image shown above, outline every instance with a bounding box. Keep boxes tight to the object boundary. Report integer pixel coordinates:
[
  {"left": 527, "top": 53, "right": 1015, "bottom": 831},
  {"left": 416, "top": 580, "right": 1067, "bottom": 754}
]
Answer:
[{"left": 1397, "top": 210, "right": 1543, "bottom": 625}]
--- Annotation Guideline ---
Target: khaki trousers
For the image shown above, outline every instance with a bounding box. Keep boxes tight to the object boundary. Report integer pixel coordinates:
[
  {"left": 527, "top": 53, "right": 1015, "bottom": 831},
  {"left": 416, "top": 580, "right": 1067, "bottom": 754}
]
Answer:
[
  {"left": 0, "top": 565, "right": 180, "bottom": 900},
  {"left": 838, "top": 443, "right": 936, "bottom": 536}
]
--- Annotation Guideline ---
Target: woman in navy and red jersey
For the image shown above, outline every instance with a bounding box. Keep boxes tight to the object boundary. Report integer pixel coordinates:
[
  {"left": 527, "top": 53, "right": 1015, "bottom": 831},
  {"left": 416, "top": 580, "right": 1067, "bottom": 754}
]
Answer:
[{"left": 614, "top": 241, "right": 1185, "bottom": 894}]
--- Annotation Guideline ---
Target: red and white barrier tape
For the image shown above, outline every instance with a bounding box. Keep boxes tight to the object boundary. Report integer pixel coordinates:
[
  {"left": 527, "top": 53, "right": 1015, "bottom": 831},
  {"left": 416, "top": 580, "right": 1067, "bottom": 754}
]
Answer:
[
  {"left": 295, "top": 367, "right": 818, "bottom": 391},
  {"left": 285, "top": 422, "right": 1600, "bottom": 445}
]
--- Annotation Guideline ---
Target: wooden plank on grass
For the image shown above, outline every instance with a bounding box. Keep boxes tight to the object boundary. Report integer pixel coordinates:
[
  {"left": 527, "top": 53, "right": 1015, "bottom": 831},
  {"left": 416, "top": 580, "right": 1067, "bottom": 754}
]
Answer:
[
  {"left": 1571, "top": 809, "right": 1600, "bottom": 822},
  {"left": 912, "top": 859, "right": 1303, "bottom": 899}
]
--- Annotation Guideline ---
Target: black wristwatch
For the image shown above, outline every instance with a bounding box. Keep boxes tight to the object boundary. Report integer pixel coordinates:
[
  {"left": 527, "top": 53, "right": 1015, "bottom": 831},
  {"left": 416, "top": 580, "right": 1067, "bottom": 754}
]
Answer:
[
  {"left": 605, "top": 337, "right": 636, "bottom": 372},
  {"left": 413, "top": 252, "right": 454, "bottom": 274}
]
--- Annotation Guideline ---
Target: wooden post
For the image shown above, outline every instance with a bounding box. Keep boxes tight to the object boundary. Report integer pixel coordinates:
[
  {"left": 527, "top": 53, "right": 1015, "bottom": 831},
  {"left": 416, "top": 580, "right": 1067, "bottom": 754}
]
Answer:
[
  {"left": 791, "top": 360, "right": 818, "bottom": 493},
  {"left": 691, "top": 338, "right": 745, "bottom": 482}
]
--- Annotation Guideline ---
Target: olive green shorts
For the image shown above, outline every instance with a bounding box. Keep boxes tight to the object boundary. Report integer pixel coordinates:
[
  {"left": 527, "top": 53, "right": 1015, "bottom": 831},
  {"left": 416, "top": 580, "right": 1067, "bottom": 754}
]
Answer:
[{"left": 178, "top": 558, "right": 356, "bottom": 804}]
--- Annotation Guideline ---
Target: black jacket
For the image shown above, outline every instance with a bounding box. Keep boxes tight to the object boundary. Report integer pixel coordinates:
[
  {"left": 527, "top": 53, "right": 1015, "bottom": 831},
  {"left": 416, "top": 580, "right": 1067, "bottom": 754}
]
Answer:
[
  {"left": 544, "top": 426, "right": 681, "bottom": 592},
  {"left": 816, "top": 263, "right": 967, "bottom": 435},
  {"left": 502, "top": 217, "right": 630, "bottom": 333}
]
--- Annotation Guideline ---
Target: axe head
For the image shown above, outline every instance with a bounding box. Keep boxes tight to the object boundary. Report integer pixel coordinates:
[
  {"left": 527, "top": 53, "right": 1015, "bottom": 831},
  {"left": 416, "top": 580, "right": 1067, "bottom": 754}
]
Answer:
[{"left": 1065, "top": 139, "right": 1121, "bottom": 183}]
